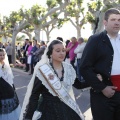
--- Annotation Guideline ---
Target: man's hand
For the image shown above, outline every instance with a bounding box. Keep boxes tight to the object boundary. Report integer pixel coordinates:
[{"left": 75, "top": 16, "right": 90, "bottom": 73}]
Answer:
[{"left": 102, "top": 86, "right": 117, "bottom": 98}]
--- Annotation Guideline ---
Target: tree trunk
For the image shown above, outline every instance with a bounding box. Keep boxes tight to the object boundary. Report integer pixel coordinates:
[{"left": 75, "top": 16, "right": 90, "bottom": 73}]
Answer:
[
  {"left": 11, "top": 31, "right": 18, "bottom": 64},
  {"left": 77, "top": 26, "right": 81, "bottom": 39},
  {"left": 94, "top": 12, "right": 104, "bottom": 34},
  {"left": 46, "top": 31, "right": 50, "bottom": 42},
  {"left": 28, "top": 34, "right": 32, "bottom": 40},
  {"left": 34, "top": 28, "right": 40, "bottom": 42}
]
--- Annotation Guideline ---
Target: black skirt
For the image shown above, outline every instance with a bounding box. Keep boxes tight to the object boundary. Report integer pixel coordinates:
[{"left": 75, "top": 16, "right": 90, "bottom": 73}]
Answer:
[
  {"left": 0, "top": 77, "right": 19, "bottom": 114},
  {"left": 25, "top": 77, "right": 82, "bottom": 120},
  {"left": 37, "top": 95, "right": 81, "bottom": 120}
]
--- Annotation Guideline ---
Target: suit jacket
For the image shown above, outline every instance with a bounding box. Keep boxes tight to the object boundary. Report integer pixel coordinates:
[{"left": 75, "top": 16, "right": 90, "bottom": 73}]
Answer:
[
  {"left": 5, "top": 45, "right": 13, "bottom": 55},
  {"left": 80, "top": 30, "right": 114, "bottom": 92},
  {"left": 23, "top": 44, "right": 29, "bottom": 57},
  {"left": 30, "top": 45, "right": 38, "bottom": 55},
  {"left": 34, "top": 45, "right": 46, "bottom": 60}
]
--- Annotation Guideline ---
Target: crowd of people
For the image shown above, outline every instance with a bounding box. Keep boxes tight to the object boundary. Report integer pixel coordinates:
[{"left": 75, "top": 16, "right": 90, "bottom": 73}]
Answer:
[
  {"left": 0, "top": 8, "right": 120, "bottom": 120},
  {"left": 21, "top": 39, "right": 46, "bottom": 75},
  {"left": 15, "top": 36, "right": 86, "bottom": 81}
]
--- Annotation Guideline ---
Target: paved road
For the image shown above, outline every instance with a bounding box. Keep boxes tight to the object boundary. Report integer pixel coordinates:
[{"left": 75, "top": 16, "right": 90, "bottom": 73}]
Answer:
[{"left": 12, "top": 67, "right": 92, "bottom": 120}]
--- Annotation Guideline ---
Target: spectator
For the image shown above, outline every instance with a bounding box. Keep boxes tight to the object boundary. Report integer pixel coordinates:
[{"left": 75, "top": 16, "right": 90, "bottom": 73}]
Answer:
[
  {"left": 74, "top": 37, "right": 86, "bottom": 82},
  {"left": 33, "top": 41, "right": 46, "bottom": 65},
  {"left": 27, "top": 41, "right": 33, "bottom": 75},
  {"left": 5, "top": 43, "right": 13, "bottom": 64},
  {"left": 17, "top": 43, "right": 21, "bottom": 59},
  {"left": 30, "top": 40, "right": 38, "bottom": 74},
  {"left": 65, "top": 40, "right": 70, "bottom": 62},
  {"left": 0, "top": 48, "right": 21, "bottom": 119},
  {"left": 23, "top": 39, "right": 29, "bottom": 72},
  {"left": 66, "top": 37, "right": 78, "bottom": 69}
]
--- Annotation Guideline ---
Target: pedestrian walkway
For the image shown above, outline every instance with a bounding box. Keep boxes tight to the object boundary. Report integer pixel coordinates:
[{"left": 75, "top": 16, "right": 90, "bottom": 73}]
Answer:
[{"left": 12, "top": 67, "right": 32, "bottom": 76}]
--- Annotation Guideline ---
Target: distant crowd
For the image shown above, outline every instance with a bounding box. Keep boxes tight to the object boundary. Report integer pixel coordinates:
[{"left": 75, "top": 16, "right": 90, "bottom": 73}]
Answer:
[{"left": 0, "top": 36, "right": 86, "bottom": 82}]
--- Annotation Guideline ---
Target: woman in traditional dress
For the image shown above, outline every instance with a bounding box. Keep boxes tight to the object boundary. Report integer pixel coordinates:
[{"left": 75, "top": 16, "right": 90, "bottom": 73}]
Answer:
[
  {"left": 0, "top": 48, "right": 21, "bottom": 120},
  {"left": 20, "top": 40, "right": 85, "bottom": 120}
]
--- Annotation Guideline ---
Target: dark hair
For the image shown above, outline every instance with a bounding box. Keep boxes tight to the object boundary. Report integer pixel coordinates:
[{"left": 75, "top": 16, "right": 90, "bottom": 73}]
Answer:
[
  {"left": 65, "top": 40, "right": 70, "bottom": 47},
  {"left": 0, "top": 48, "right": 5, "bottom": 52},
  {"left": 25, "top": 38, "right": 29, "bottom": 41},
  {"left": 104, "top": 8, "right": 120, "bottom": 21},
  {"left": 41, "top": 41, "right": 45, "bottom": 45},
  {"left": 34, "top": 40, "right": 37, "bottom": 44},
  {"left": 57, "top": 37, "right": 63, "bottom": 42},
  {"left": 47, "top": 40, "right": 63, "bottom": 59}
]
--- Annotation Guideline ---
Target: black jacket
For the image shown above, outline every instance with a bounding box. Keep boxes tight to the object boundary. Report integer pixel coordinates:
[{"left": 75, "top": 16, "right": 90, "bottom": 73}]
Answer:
[
  {"left": 80, "top": 30, "right": 114, "bottom": 92},
  {"left": 23, "top": 44, "right": 29, "bottom": 57}
]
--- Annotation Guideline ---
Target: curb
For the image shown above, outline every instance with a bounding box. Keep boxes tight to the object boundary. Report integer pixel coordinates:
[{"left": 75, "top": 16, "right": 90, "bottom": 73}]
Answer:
[{"left": 12, "top": 67, "right": 27, "bottom": 74}]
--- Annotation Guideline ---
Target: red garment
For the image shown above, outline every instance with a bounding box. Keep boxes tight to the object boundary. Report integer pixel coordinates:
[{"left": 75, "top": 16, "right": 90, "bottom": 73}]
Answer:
[{"left": 110, "top": 75, "right": 120, "bottom": 91}]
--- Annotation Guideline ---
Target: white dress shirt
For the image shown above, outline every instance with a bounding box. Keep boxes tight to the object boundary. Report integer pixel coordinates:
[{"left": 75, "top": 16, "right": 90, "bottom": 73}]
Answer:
[
  {"left": 74, "top": 42, "right": 86, "bottom": 59},
  {"left": 108, "top": 34, "right": 120, "bottom": 75}
]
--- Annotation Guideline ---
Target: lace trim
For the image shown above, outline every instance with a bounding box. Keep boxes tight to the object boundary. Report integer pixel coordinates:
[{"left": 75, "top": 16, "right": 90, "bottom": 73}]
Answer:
[
  {"left": 63, "top": 62, "right": 76, "bottom": 90},
  {"left": 0, "top": 64, "right": 13, "bottom": 86},
  {"left": 0, "top": 92, "right": 19, "bottom": 114},
  {"left": 36, "top": 62, "right": 76, "bottom": 97}
]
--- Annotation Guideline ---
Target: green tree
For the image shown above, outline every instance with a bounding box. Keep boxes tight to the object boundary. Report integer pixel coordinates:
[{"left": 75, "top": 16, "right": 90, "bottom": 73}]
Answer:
[
  {"left": 42, "top": 0, "right": 68, "bottom": 41},
  {"left": 65, "top": 0, "right": 87, "bottom": 38},
  {"left": 0, "top": 17, "right": 12, "bottom": 40},
  {"left": 86, "top": 0, "right": 103, "bottom": 34},
  {"left": 22, "top": 0, "right": 70, "bottom": 42},
  {"left": 87, "top": 0, "right": 120, "bottom": 34},
  {"left": 4, "top": 9, "right": 29, "bottom": 64},
  {"left": 20, "top": 24, "right": 34, "bottom": 40}
]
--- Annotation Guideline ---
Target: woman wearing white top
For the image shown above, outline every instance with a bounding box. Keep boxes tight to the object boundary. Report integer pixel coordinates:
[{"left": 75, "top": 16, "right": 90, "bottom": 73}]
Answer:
[
  {"left": 0, "top": 48, "right": 21, "bottom": 120},
  {"left": 74, "top": 37, "right": 86, "bottom": 82}
]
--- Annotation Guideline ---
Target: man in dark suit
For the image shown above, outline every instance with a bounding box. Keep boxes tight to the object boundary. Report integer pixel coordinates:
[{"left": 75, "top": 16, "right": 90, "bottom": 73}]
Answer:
[
  {"left": 80, "top": 8, "right": 120, "bottom": 120},
  {"left": 30, "top": 40, "right": 38, "bottom": 74},
  {"left": 23, "top": 39, "right": 29, "bottom": 72}
]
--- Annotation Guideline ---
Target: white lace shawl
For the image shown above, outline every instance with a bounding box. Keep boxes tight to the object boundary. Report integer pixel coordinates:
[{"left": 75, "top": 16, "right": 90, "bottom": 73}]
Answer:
[
  {"left": 36, "top": 62, "right": 76, "bottom": 99},
  {"left": 19, "top": 62, "right": 76, "bottom": 120},
  {"left": 0, "top": 54, "right": 14, "bottom": 87}
]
